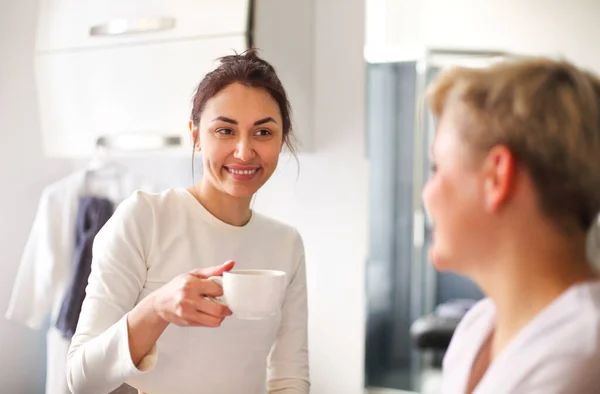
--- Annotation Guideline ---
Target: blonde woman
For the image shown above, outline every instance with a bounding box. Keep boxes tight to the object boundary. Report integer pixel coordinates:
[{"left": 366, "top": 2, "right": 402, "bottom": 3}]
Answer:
[{"left": 423, "top": 58, "right": 600, "bottom": 393}]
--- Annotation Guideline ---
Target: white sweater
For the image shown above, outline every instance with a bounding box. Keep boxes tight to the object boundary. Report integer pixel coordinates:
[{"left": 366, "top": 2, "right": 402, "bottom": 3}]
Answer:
[
  {"left": 66, "top": 188, "right": 309, "bottom": 394},
  {"left": 441, "top": 280, "right": 600, "bottom": 393}
]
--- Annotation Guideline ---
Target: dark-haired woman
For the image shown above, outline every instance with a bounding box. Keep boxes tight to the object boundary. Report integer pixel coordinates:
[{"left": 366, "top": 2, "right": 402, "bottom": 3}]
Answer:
[{"left": 66, "top": 50, "right": 309, "bottom": 394}]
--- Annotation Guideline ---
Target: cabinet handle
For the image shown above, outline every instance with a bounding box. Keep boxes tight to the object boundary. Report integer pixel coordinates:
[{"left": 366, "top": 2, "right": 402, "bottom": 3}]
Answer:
[
  {"left": 89, "top": 17, "right": 176, "bottom": 37},
  {"left": 96, "top": 134, "right": 182, "bottom": 150}
]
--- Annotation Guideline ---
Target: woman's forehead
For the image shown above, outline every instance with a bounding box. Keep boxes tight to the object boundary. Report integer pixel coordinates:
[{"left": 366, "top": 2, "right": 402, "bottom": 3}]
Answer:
[{"left": 201, "top": 84, "right": 281, "bottom": 122}]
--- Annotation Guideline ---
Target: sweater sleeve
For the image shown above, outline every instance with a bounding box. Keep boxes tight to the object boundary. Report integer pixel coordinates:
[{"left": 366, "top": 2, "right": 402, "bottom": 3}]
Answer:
[
  {"left": 266, "top": 230, "right": 310, "bottom": 393},
  {"left": 66, "top": 191, "right": 157, "bottom": 394}
]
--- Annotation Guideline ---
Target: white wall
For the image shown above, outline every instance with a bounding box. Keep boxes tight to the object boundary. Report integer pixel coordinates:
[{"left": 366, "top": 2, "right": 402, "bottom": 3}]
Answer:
[
  {"left": 0, "top": 0, "right": 72, "bottom": 392},
  {"left": 366, "top": 0, "right": 600, "bottom": 72}
]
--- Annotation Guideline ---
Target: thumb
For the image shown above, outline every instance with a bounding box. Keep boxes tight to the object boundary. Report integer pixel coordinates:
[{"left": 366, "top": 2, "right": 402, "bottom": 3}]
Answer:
[{"left": 189, "top": 260, "right": 235, "bottom": 279}]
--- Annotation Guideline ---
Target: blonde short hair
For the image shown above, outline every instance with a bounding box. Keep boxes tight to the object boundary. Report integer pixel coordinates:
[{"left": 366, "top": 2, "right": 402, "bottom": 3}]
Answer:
[{"left": 427, "top": 57, "right": 600, "bottom": 231}]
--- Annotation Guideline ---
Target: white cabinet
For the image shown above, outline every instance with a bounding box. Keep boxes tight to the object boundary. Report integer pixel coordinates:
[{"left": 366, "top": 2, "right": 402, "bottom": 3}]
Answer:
[
  {"left": 36, "top": 0, "right": 249, "bottom": 52},
  {"left": 36, "top": 35, "right": 246, "bottom": 157},
  {"left": 35, "top": 0, "right": 314, "bottom": 157}
]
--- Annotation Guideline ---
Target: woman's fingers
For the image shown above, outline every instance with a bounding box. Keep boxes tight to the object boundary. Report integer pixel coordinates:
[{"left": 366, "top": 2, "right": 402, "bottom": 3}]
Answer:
[
  {"left": 194, "top": 297, "right": 232, "bottom": 318},
  {"left": 195, "top": 278, "right": 225, "bottom": 298},
  {"left": 171, "top": 290, "right": 232, "bottom": 327},
  {"left": 174, "top": 301, "right": 228, "bottom": 327},
  {"left": 177, "top": 276, "right": 222, "bottom": 301},
  {"left": 188, "top": 260, "right": 235, "bottom": 279},
  {"left": 175, "top": 314, "right": 224, "bottom": 328},
  {"left": 161, "top": 272, "right": 234, "bottom": 327}
]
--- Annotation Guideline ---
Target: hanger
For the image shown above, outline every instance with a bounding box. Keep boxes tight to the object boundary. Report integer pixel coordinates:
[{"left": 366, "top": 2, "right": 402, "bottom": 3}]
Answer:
[
  {"left": 83, "top": 133, "right": 182, "bottom": 200},
  {"left": 82, "top": 136, "right": 130, "bottom": 201},
  {"left": 85, "top": 136, "right": 128, "bottom": 175}
]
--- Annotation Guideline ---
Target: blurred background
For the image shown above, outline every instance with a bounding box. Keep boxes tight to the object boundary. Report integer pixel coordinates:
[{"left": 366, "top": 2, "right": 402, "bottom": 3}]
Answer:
[{"left": 1, "top": 0, "right": 599, "bottom": 393}]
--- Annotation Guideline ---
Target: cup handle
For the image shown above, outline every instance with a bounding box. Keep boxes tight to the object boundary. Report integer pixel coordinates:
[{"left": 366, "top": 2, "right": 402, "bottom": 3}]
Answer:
[{"left": 206, "top": 276, "right": 228, "bottom": 306}]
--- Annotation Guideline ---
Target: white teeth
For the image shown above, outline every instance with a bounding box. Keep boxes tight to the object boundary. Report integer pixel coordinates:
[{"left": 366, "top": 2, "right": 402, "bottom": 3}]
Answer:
[{"left": 229, "top": 168, "right": 257, "bottom": 175}]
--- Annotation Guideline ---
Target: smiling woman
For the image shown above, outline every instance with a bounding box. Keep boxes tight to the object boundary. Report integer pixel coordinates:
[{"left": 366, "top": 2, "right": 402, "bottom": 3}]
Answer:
[
  {"left": 187, "top": 50, "right": 297, "bottom": 225},
  {"left": 190, "top": 82, "right": 285, "bottom": 211},
  {"left": 65, "top": 50, "right": 309, "bottom": 394}
]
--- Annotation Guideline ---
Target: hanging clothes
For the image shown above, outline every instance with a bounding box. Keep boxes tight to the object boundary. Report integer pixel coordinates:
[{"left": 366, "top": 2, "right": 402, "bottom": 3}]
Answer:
[
  {"left": 55, "top": 196, "right": 115, "bottom": 339},
  {"left": 6, "top": 171, "right": 84, "bottom": 330},
  {"left": 5, "top": 168, "right": 151, "bottom": 394}
]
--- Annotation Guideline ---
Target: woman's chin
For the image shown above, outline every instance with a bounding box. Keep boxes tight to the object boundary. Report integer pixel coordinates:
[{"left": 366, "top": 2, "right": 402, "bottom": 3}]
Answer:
[{"left": 223, "top": 183, "right": 261, "bottom": 199}]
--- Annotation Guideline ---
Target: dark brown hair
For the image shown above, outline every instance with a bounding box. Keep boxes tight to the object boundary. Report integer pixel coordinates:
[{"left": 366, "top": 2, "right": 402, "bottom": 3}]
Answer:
[
  {"left": 428, "top": 57, "right": 600, "bottom": 232},
  {"left": 190, "top": 49, "right": 297, "bottom": 155}
]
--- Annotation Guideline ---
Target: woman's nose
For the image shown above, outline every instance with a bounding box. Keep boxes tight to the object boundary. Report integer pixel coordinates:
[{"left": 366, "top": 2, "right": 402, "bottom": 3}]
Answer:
[{"left": 233, "top": 138, "right": 255, "bottom": 162}]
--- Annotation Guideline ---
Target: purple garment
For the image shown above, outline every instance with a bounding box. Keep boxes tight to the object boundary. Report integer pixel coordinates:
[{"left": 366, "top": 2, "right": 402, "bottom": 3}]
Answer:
[{"left": 55, "top": 196, "right": 114, "bottom": 339}]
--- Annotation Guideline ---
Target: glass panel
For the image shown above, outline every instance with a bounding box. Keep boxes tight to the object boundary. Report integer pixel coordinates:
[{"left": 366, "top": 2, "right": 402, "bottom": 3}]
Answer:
[{"left": 365, "top": 61, "right": 419, "bottom": 392}]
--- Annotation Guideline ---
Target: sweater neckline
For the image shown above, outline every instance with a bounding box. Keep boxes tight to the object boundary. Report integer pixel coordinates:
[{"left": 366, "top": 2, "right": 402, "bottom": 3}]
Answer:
[{"left": 175, "top": 188, "right": 256, "bottom": 232}]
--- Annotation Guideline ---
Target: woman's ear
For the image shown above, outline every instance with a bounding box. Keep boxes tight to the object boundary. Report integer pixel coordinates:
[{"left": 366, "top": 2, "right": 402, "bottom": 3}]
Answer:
[
  {"left": 189, "top": 121, "right": 201, "bottom": 152},
  {"left": 483, "top": 145, "right": 516, "bottom": 212}
]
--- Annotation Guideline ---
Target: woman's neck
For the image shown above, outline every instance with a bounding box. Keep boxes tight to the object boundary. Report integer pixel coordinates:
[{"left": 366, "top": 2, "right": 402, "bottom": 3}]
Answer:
[
  {"left": 189, "top": 181, "right": 253, "bottom": 227},
  {"left": 472, "top": 231, "right": 597, "bottom": 360}
]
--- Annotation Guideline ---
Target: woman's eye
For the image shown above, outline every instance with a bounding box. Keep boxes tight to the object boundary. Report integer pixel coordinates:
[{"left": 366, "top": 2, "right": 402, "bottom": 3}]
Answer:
[
  {"left": 430, "top": 163, "right": 438, "bottom": 174},
  {"left": 216, "top": 128, "right": 233, "bottom": 135},
  {"left": 255, "top": 129, "right": 272, "bottom": 136}
]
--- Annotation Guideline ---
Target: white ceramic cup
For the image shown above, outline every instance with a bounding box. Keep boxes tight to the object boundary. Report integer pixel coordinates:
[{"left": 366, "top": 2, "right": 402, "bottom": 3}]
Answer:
[{"left": 208, "top": 269, "right": 287, "bottom": 320}]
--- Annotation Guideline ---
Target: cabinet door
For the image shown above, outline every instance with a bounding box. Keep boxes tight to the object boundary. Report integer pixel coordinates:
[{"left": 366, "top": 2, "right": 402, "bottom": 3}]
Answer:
[
  {"left": 36, "top": 0, "right": 250, "bottom": 52},
  {"left": 35, "top": 35, "right": 246, "bottom": 157}
]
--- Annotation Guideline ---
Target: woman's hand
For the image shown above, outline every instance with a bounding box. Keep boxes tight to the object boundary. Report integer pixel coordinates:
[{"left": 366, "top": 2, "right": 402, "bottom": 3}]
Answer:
[
  {"left": 126, "top": 260, "right": 235, "bottom": 367},
  {"left": 151, "top": 260, "right": 235, "bottom": 327}
]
